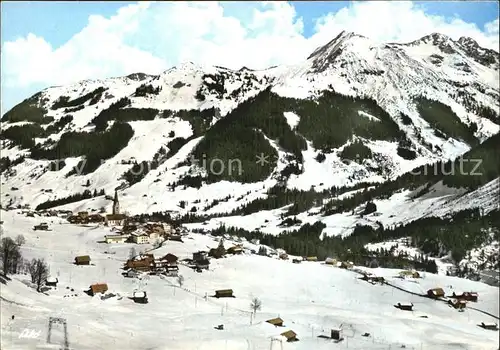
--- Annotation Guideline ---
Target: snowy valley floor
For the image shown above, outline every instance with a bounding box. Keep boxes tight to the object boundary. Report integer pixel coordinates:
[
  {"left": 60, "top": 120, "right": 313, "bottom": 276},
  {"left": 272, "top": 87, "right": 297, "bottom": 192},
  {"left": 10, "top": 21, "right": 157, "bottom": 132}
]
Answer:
[{"left": 0, "top": 210, "right": 499, "bottom": 350}]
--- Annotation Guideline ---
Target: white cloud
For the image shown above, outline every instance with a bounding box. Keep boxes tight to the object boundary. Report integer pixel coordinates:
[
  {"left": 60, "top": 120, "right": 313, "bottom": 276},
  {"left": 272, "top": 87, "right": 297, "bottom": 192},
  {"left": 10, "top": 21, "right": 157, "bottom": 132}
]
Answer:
[{"left": 1, "top": 1, "right": 498, "bottom": 98}]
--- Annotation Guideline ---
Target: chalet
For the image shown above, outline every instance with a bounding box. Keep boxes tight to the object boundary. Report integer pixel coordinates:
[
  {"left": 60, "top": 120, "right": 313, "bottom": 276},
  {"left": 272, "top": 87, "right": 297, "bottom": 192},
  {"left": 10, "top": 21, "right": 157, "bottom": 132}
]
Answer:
[
  {"left": 478, "top": 322, "right": 498, "bottom": 330},
  {"left": 131, "top": 232, "right": 150, "bottom": 244},
  {"left": 196, "top": 258, "right": 209, "bottom": 270},
  {"left": 193, "top": 251, "right": 209, "bottom": 269},
  {"left": 45, "top": 277, "right": 58, "bottom": 287},
  {"left": 451, "top": 292, "right": 478, "bottom": 302},
  {"left": 292, "top": 258, "right": 302, "bottom": 264},
  {"left": 193, "top": 251, "right": 208, "bottom": 262},
  {"left": 427, "top": 288, "right": 445, "bottom": 299},
  {"left": 33, "top": 222, "right": 50, "bottom": 231},
  {"left": 266, "top": 317, "right": 284, "bottom": 327},
  {"left": 88, "top": 283, "right": 108, "bottom": 296},
  {"left": 132, "top": 291, "right": 148, "bottom": 304},
  {"left": 331, "top": 327, "right": 343, "bottom": 340},
  {"left": 227, "top": 245, "right": 243, "bottom": 255},
  {"left": 305, "top": 256, "right": 318, "bottom": 262},
  {"left": 395, "top": 302, "right": 414, "bottom": 311},
  {"left": 158, "top": 253, "right": 178, "bottom": 268},
  {"left": 125, "top": 258, "right": 155, "bottom": 272},
  {"left": 105, "top": 234, "right": 129, "bottom": 244},
  {"left": 215, "top": 289, "right": 234, "bottom": 298},
  {"left": 280, "top": 330, "right": 298, "bottom": 342},
  {"left": 74, "top": 255, "right": 91, "bottom": 265},
  {"left": 325, "top": 258, "right": 337, "bottom": 265},
  {"left": 448, "top": 299, "right": 467, "bottom": 309}
]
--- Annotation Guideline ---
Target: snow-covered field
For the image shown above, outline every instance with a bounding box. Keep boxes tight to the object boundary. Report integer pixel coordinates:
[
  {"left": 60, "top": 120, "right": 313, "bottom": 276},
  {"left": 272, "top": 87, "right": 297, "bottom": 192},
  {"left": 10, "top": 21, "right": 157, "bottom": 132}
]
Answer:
[{"left": 1, "top": 210, "right": 498, "bottom": 350}]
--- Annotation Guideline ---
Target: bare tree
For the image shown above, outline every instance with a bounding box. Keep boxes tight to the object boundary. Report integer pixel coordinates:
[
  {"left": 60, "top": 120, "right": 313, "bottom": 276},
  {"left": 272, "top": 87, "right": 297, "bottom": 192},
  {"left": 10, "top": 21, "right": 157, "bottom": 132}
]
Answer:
[
  {"left": 177, "top": 274, "right": 184, "bottom": 287},
  {"left": 0, "top": 237, "right": 22, "bottom": 275},
  {"left": 128, "top": 247, "right": 136, "bottom": 260},
  {"left": 15, "top": 235, "right": 26, "bottom": 246},
  {"left": 28, "top": 258, "right": 49, "bottom": 292},
  {"left": 250, "top": 297, "right": 262, "bottom": 315}
]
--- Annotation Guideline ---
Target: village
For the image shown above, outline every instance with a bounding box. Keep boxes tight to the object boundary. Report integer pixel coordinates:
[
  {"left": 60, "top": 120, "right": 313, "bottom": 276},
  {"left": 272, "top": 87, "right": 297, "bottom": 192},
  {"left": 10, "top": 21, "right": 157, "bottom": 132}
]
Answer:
[{"left": 4, "top": 189, "right": 495, "bottom": 348}]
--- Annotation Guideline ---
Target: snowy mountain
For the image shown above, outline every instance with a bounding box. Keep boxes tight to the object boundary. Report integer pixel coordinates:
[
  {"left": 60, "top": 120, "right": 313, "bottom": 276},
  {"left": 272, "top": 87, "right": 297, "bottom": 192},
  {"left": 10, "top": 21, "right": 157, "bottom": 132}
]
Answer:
[{"left": 1, "top": 31, "right": 499, "bottom": 265}]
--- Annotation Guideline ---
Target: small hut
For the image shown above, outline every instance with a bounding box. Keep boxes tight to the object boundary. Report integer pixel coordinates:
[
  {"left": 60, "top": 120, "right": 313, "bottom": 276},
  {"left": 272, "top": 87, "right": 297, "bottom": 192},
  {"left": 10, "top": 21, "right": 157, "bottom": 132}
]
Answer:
[
  {"left": 427, "top": 288, "right": 445, "bottom": 299},
  {"left": 74, "top": 255, "right": 90, "bottom": 265},
  {"left": 395, "top": 302, "right": 414, "bottom": 311},
  {"left": 266, "top": 317, "right": 284, "bottom": 327},
  {"left": 227, "top": 245, "right": 243, "bottom": 255},
  {"left": 331, "top": 327, "right": 343, "bottom": 340},
  {"left": 45, "top": 277, "right": 58, "bottom": 287},
  {"left": 132, "top": 291, "right": 148, "bottom": 304},
  {"left": 214, "top": 289, "right": 234, "bottom": 298},
  {"left": 88, "top": 283, "right": 108, "bottom": 296},
  {"left": 280, "top": 330, "right": 298, "bottom": 342}
]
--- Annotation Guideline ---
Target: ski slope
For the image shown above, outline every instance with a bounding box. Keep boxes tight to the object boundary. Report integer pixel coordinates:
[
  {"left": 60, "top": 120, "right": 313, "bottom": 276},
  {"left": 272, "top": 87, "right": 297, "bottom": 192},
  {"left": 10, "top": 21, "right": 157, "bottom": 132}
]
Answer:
[{"left": 0, "top": 210, "right": 498, "bottom": 350}]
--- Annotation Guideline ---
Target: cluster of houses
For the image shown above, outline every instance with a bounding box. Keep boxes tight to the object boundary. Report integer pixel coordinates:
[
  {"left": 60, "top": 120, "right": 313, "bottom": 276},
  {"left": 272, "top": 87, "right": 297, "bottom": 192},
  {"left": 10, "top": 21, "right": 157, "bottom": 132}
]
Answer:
[
  {"left": 123, "top": 253, "right": 180, "bottom": 277},
  {"left": 104, "top": 221, "right": 175, "bottom": 245}
]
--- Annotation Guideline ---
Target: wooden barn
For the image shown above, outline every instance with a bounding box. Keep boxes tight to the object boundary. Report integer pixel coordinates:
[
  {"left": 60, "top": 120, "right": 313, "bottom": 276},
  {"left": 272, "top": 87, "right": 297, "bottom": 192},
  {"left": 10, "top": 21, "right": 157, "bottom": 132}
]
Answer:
[
  {"left": 215, "top": 289, "right": 234, "bottom": 298},
  {"left": 266, "top": 317, "right": 284, "bottom": 327},
  {"left": 74, "top": 255, "right": 90, "bottom": 265},
  {"left": 132, "top": 291, "right": 148, "bottom": 304},
  {"left": 280, "top": 330, "right": 298, "bottom": 342},
  {"left": 452, "top": 292, "right": 478, "bottom": 302},
  {"left": 427, "top": 288, "right": 445, "bottom": 299},
  {"left": 88, "top": 283, "right": 108, "bottom": 296}
]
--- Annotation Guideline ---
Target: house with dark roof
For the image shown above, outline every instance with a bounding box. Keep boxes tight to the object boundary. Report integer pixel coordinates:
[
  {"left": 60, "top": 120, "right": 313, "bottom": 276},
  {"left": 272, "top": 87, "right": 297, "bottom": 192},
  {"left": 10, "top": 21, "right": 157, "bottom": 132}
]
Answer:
[
  {"left": 74, "top": 255, "right": 90, "bottom": 265},
  {"left": 266, "top": 317, "right": 284, "bottom": 327},
  {"left": 280, "top": 330, "right": 298, "bottom": 342}
]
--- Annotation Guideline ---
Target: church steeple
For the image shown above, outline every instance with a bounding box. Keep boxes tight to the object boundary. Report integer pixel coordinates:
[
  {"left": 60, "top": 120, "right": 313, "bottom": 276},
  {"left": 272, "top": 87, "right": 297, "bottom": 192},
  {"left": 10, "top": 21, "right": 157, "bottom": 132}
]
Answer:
[{"left": 112, "top": 190, "right": 120, "bottom": 215}]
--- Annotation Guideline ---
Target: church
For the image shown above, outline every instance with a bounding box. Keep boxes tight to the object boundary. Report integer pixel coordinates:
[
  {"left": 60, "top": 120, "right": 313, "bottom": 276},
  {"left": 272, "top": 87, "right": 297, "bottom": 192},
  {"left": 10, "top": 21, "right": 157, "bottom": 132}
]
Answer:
[{"left": 105, "top": 190, "right": 127, "bottom": 226}]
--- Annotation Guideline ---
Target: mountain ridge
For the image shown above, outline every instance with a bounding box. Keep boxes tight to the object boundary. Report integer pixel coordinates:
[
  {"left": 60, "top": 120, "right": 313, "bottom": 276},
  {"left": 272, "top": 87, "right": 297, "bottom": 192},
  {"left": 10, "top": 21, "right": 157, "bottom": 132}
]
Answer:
[{"left": 1, "top": 31, "right": 499, "bottom": 243}]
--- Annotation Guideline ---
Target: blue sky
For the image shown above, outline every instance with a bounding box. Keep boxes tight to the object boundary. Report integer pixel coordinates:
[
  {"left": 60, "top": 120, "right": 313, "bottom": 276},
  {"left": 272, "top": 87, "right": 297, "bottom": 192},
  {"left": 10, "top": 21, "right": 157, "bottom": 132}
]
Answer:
[{"left": 1, "top": 1, "right": 499, "bottom": 115}]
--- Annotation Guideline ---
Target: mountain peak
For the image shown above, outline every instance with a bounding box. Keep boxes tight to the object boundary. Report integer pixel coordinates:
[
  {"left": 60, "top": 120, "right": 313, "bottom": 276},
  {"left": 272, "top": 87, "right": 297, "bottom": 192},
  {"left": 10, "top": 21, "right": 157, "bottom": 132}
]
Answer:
[
  {"left": 306, "top": 30, "right": 368, "bottom": 73},
  {"left": 307, "top": 30, "right": 365, "bottom": 60}
]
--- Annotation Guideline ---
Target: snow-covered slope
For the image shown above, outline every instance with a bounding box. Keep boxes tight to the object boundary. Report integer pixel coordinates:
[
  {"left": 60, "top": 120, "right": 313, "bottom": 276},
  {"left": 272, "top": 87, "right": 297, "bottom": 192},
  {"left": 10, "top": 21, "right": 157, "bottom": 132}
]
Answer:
[{"left": 0, "top": 210, "right": 498, "bottom": 350}]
